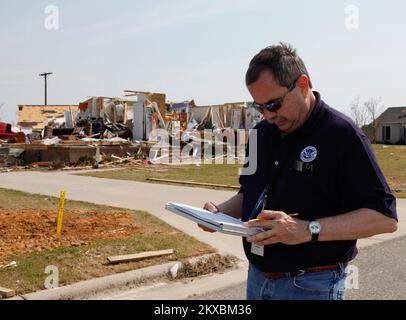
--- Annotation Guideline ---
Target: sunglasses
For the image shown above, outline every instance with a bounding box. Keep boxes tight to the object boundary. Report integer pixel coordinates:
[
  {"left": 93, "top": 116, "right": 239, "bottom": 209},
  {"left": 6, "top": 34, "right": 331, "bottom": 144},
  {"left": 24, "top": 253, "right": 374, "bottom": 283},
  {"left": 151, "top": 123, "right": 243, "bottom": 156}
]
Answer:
[{"left": 252, "top": 78, "right": 298, "bottom": 114}]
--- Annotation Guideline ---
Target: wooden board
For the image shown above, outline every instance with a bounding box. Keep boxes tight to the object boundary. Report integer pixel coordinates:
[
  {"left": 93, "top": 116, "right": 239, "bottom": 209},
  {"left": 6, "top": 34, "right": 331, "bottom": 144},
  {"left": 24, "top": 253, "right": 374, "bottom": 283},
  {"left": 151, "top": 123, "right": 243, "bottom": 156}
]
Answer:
[
  {"left": 107, "top": 249, "right": 174, "bottom": 264},
  {"left": 0, "top": 286, "right": 15, "bottom": 299},
  {"left": 17, "top": 105, "right": 78, "bottom": 130}
]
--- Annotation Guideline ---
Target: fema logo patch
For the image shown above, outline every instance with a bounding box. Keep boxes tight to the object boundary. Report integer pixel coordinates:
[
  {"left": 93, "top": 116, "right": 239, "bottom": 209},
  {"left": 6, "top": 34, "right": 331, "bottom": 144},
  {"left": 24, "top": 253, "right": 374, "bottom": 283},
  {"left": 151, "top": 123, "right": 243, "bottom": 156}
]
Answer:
[{"left": 300, "top": 146, "right": 318, "bottom": 163}]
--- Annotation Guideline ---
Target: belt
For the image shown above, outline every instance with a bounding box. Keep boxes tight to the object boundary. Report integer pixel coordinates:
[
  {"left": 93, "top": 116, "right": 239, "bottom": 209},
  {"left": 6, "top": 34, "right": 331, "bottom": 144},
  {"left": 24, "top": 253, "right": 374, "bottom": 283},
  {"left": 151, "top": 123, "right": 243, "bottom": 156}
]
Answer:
[{"left": 263, "top": 263, "right": 346, "bottom": 279}]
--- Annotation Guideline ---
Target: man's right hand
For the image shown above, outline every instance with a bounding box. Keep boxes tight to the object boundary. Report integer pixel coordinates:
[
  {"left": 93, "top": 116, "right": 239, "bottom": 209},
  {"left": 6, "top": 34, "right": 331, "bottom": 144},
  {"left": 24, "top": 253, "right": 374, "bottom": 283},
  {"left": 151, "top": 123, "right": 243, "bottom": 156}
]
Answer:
[{"left": 199, "top": 202, "right": 219, "bottom": 233}]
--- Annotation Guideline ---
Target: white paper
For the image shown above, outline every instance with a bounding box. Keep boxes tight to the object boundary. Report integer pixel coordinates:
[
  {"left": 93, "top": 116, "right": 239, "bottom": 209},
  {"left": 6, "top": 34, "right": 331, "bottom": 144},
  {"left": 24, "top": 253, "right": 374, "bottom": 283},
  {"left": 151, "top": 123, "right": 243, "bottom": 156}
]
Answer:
[{"left": 165, "top": 202, "right": 263, "bottom": 237}]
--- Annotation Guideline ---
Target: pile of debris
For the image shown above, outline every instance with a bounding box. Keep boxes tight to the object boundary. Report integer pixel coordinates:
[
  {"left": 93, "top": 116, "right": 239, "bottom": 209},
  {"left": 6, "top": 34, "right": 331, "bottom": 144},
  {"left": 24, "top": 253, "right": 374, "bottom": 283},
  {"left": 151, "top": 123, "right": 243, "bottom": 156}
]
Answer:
[
  {"left": 39, "top": 97, "right": 133, "bottom": 143},
  {"left": 0, "top": 147, "right": 25, "bottom": 168},
  {"left": 0, "top": 142, "right": 155, "bottom": 172},
  {"left": 165, "top": 100, "right": 259, "bottom": 134},
  {"left": 1, "top": 90, "right": 261, "bottom": 169}
]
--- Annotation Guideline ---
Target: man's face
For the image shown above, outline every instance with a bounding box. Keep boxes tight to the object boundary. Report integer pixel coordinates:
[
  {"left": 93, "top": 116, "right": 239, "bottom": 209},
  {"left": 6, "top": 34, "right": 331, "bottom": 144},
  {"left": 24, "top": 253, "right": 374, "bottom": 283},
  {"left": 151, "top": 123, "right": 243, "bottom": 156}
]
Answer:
[{"left": 247, "top": 70, "right": 309, "bottom": 134}]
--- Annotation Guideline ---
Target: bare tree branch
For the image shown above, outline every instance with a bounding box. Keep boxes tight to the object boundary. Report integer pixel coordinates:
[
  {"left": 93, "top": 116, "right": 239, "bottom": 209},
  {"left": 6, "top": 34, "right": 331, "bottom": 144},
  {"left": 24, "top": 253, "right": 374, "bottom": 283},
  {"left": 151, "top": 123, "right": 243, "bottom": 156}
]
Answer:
[
  {"left": 363, "top": 97, "right": 384, "bottom": 143},
  {"left": 364, "top": 96, "right": 383, "bottom": 124},
  {"left": 0, "top": 102, "right": 5, "bottom": 121},
  {"left": 350, "top": 95, "right": 368, "bottom": 127}
]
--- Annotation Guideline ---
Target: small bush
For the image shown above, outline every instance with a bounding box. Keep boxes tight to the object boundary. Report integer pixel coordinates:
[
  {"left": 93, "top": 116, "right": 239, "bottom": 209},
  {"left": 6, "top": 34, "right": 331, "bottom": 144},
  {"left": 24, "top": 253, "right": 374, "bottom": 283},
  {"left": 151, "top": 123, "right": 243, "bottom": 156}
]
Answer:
[
  {"left": 51, "top": 160, "right": 65, "bottom": 170},
  {"left": 76, "top": 156, "right": 95, "bottom": 167}
]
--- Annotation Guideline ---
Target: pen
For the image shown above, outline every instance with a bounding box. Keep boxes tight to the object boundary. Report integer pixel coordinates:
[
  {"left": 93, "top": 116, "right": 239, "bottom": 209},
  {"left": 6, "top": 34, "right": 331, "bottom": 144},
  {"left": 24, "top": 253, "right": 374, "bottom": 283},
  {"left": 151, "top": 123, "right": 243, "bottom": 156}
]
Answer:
[{"left": 248, "top": 185, "right": 270, "bottom": 220}]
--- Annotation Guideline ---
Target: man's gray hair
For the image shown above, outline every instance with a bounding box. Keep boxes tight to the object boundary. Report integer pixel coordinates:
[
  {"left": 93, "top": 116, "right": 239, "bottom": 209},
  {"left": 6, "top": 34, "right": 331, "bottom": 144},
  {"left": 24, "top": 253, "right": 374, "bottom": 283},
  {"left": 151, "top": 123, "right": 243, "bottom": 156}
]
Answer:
[{"left": 246, "top": 42, "right": 312, "bottom": 88}]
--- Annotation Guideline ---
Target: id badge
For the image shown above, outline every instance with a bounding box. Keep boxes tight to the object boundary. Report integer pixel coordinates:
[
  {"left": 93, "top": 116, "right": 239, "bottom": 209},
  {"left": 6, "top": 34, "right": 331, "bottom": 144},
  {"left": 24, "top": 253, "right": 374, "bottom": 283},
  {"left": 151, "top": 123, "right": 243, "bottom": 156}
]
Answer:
[{"left": 251, "top": 243, "right": 264, "bottom": 256}]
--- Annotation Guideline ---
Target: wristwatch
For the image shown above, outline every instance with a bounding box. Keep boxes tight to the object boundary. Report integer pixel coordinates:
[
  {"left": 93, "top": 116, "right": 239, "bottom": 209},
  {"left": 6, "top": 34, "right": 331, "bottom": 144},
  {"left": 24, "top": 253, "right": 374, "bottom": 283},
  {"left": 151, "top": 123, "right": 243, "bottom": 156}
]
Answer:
[{"left": 307, "top": 220, "right": 322, "bottom": 242}]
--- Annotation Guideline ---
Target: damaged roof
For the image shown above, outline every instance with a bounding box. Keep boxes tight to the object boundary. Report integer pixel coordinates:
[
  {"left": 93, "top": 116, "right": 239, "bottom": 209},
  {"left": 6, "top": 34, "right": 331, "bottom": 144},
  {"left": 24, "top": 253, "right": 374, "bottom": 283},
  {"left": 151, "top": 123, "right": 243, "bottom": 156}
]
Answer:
[
  {"left": 376, "top": 107, "right": 406, "bottom": 124},
  {"left": 17, "top": 105, "right": 78, "bottom": 130}
]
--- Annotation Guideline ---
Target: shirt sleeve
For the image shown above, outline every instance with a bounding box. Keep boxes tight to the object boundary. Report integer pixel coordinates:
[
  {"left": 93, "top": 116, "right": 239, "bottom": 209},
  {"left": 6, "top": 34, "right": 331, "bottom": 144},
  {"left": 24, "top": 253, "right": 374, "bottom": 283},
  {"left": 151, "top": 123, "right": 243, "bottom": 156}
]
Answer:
[
  {"left": 238, "top": 180, "right": 244, "bottom": 194},
  {"left": 337, "top": 130, "right": 397, "bottom": 221}
]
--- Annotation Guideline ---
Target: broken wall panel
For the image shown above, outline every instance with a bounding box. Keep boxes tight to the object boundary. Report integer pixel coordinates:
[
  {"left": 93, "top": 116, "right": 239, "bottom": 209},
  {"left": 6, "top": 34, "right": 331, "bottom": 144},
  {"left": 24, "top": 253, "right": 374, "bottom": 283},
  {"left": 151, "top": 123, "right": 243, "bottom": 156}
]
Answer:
[
  {"left": 17, "top": 105, "right": 78, "bottom": 130},
  {"left": 147, "top": 93, "right": 166, "bottom": 126}
]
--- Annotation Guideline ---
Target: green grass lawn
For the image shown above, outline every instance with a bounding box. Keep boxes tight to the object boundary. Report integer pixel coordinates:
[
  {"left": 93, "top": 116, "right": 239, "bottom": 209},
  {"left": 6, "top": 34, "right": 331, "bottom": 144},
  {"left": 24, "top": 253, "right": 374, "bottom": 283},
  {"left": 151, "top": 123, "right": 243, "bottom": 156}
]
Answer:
[
  {"left": 372, "top": 144, "right": 406, "bottom": 199},
  {"left": 79, "top": 164, "right": 242, "bottom": 190},
  {"left": 0, "top": 188, "right": 215, "bottom": 295},
  {"left": 80, "top": 145, "right": 406, "bottom": 198}
]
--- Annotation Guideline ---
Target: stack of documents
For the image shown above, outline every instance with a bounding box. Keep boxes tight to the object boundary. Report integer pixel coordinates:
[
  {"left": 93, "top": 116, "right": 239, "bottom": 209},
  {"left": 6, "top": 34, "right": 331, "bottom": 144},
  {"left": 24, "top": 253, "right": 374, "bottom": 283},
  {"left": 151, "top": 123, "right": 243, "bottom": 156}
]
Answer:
[{"left": 165, "top": 202, "right": 264, "bottom": 237}]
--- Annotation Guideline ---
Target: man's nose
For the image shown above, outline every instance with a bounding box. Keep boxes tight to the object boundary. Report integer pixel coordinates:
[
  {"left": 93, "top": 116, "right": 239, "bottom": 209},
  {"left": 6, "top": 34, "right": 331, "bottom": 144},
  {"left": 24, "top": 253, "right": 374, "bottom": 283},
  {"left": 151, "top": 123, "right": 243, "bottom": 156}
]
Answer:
[{"left": 262, "top": 109, "right": 277, "bottom": 120}]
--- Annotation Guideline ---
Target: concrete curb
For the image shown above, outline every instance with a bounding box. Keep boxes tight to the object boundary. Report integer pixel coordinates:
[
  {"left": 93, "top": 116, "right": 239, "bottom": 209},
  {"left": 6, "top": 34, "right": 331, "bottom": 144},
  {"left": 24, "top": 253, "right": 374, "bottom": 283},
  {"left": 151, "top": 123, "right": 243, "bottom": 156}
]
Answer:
[{"left": 7, "top": 253, "right": 237, "bottom": 300}]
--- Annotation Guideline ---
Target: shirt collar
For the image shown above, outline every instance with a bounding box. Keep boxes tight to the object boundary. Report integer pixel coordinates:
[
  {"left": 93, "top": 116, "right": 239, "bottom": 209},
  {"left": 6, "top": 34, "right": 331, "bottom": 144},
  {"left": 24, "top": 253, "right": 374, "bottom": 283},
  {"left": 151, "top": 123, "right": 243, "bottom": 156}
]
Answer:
[
  {"left": 287, "top": 91, "right": 325, "bottom": 136},
  {"left": 265, "top": 91, "right": 325, "bottom": 138}
]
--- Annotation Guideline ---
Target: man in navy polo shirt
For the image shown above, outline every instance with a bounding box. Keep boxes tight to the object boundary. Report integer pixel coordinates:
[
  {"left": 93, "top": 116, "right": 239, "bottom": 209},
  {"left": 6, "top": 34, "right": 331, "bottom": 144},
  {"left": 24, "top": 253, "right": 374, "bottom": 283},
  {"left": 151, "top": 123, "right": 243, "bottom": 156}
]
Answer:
[{"left": 200, "top": 43, "right": 398, "bottom": 300}]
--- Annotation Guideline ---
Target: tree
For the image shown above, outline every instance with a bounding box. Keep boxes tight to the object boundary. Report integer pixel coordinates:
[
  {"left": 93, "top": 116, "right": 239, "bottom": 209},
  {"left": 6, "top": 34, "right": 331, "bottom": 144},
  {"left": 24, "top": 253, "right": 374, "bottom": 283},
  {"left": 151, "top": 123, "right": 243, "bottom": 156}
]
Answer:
[
  {"left": 0, "top": 102, "right": 5, "bottom": 121},
  {"left": 364, "top": 97, "right": 382, "bottom": 124},
  {"left": 364, "top": 97, "right": 383, "bottom": 143},
  {"left": 350, "top": 95, "right": 368, "bottom": 127},
  {"left": 349, "top": 96, "right": 384, "bottom": 143}
]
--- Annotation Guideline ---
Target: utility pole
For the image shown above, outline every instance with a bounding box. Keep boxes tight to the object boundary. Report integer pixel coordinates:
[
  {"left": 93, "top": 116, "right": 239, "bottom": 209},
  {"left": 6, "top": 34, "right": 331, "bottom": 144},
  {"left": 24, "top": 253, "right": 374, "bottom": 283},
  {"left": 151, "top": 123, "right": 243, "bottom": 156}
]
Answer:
[{"left": 39, "top": 72, "right": 53, "bottom": 105}]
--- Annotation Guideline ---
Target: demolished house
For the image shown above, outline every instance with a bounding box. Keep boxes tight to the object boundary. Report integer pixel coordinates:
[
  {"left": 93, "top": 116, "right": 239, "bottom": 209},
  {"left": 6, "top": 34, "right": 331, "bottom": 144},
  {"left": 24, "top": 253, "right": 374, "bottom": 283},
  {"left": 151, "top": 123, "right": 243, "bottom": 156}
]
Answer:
[
  {"left": 0, "top": 90, "right": 261, "bottom": 168},
  {"left": 154, "top": 100, "right": 262, "bottom": 162}
]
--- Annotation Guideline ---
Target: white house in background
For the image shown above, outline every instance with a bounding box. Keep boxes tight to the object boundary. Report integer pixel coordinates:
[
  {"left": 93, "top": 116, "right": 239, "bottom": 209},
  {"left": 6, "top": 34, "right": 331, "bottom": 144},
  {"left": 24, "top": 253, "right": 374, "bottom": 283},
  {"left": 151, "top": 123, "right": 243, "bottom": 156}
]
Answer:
[{"left": 375, "top": 107, "right": 406, "bottom": 144}]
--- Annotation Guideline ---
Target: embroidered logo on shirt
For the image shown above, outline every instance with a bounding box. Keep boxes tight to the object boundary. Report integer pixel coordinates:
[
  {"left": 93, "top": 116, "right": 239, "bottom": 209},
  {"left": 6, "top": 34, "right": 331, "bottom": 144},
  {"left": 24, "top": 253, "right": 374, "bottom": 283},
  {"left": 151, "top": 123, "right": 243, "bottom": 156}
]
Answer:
[{"left": 300, "top": 146, "right": 318, "bottom": 163}]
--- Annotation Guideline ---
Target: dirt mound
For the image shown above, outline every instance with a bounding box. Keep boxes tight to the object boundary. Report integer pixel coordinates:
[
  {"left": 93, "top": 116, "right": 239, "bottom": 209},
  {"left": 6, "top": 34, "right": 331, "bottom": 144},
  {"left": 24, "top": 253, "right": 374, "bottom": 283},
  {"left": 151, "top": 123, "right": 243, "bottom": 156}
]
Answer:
[{"left": 0, "top": 209, "right": 143, "bottom": 263}]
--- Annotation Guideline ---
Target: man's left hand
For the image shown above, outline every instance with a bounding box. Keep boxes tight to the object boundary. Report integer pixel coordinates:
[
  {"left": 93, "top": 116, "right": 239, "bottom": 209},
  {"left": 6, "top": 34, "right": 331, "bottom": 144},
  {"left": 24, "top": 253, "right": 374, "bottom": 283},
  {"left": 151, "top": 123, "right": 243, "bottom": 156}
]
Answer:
[{"left": 245, "top": 210, "right": 311, "bottom": 245}]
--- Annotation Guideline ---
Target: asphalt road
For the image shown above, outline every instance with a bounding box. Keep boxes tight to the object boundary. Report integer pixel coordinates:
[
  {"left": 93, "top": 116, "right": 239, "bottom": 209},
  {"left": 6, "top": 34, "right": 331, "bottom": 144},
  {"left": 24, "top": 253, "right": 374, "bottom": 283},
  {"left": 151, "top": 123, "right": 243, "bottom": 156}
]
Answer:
[
  {"left": 187, "top": 235, "right": 406, "bottom": 300},
  {"left": 1, "top": 171, "right": 404, "bottom": 300}
]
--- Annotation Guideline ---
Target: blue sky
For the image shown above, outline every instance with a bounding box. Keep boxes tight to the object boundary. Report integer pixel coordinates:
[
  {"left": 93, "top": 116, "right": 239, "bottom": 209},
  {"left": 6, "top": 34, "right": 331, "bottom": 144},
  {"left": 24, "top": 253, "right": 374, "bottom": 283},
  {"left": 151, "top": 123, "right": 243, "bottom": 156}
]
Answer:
[{"left": 1, "top": 0, "right": 405, "bottom": 123}]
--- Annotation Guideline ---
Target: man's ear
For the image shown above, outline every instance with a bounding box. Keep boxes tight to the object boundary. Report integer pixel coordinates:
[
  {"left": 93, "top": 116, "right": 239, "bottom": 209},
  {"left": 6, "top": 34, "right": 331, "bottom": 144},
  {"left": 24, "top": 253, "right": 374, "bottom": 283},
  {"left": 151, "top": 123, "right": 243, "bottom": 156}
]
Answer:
[{"left": 297, "top": 74, "right": 310, "bottom": 96}]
